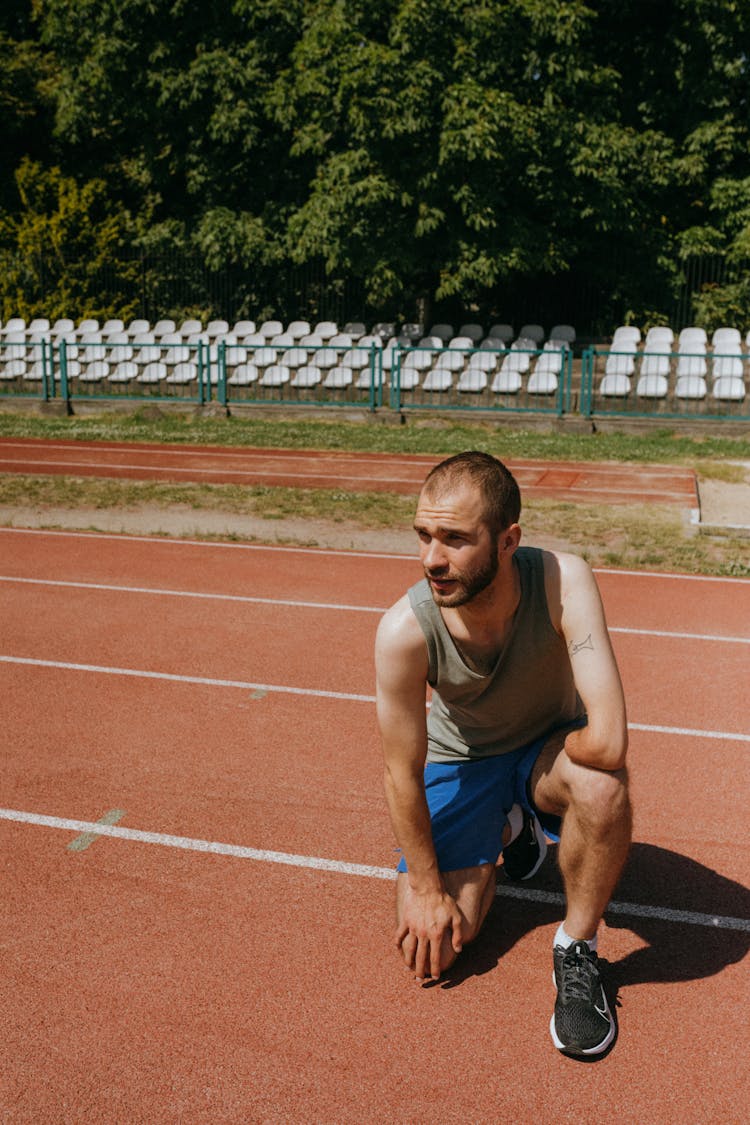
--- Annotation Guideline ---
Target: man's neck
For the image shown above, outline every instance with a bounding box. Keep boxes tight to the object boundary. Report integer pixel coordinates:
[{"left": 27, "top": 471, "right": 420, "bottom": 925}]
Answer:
[{"left": 442, "top": 556, "right": 521, "bottom": 638}]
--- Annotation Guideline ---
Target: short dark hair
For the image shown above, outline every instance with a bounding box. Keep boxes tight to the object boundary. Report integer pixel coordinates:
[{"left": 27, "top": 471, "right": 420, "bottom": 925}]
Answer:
[{"left": 421, "top": 451, "right": 521, "bottom": 535}]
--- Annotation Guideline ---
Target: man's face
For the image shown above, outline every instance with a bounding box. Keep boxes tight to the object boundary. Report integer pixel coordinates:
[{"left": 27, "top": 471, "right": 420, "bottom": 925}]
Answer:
[{"left": 414, "top": 482, "right": 499, "bottom": 607}]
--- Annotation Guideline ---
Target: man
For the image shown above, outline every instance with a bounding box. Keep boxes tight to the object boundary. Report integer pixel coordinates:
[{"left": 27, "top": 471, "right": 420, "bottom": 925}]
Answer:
[{"left": 375, "top": 451, "right": 631, "bottom": 1056}]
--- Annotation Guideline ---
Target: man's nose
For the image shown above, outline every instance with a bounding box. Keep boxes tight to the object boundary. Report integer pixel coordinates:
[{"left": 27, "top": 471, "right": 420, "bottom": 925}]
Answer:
[{"left": 423, "top": 539, "right": 447, "bottom": 570}]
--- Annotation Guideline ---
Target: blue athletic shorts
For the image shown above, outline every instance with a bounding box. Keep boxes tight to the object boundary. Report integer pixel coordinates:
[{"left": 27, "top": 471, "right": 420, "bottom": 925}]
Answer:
[{"left": 395, "top": 730, "right": 568, "bottom": 874}]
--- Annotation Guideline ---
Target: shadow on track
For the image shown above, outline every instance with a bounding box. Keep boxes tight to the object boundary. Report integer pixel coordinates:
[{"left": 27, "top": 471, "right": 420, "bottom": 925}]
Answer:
[{"left": 430, "top": 841, "right": 750, "bottom": 992}]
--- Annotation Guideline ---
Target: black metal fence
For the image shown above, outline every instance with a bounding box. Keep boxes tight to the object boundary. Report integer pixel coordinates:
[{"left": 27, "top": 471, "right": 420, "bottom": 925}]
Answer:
[{"left": 2, "top": 250, "right": 747, "bottom": 342}]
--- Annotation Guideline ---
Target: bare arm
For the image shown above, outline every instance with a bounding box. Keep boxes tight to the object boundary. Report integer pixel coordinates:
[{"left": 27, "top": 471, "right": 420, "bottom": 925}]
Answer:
[
  {"left": 375, "top": 596, "right": 463, "bottom": 978},
  {"left": 547, "top": 552, "right": 628, "bottom": 771}
]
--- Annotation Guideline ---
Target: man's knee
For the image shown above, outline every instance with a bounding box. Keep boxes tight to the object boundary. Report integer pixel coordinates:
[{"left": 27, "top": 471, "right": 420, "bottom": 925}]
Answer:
[{"left": 565, "top": 763, "right": 631, "bottom": 832}]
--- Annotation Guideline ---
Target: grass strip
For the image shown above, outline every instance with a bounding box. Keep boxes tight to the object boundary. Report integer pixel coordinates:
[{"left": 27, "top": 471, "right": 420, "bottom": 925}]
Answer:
[{"left": 2, "top": 473, "right": 748, "bottom": 577}]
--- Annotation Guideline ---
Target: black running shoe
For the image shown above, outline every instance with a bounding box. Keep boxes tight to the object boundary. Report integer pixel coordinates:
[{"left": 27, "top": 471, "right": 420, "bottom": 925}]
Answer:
[
  {"left": 550, "top": 941, "right": 615, "bottom": 1055},
  {"left": 502, "top": 806, "right": 547, "bottom": 881}
]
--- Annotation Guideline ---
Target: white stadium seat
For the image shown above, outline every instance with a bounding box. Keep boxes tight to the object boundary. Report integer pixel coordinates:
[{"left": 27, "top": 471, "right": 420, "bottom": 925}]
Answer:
[
  {"left": 290, "top": 366, "right": 321, "bottom": 388},
  {"left": 228, "top": 363, "right": 260, "bottom": 386},
  {"left": 259, "top": 364, "right": 290, "bottom": 387}
]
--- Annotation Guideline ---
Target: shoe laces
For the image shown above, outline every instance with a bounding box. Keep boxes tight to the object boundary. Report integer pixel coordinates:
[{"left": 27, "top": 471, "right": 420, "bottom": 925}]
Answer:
[{"left": 559, "top": 942, "right": 599, "bottom": 1003}]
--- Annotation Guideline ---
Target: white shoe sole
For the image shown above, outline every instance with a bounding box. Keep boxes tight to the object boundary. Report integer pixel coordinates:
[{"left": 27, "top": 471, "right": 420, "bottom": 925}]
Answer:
[
  {"left": 521, "top": 815, "right": 548, "bottom": 880},
  {"left": 549, "top": 976, "right": 616, "bottom": 1055}
]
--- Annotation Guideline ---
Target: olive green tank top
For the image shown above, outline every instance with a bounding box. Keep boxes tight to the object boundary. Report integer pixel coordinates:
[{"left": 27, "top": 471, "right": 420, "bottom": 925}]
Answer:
[{"left": 408, "top": 546, "right": 583, "bottom": 763}]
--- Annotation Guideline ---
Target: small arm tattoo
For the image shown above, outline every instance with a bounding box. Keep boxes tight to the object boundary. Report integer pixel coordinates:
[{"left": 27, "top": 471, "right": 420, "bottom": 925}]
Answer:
[{"left": 569, "top": 634, "right": 594, "bottom": 656}]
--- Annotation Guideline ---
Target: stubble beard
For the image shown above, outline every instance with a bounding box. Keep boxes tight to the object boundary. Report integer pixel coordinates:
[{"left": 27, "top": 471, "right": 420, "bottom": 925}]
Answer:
[{"left": 426, "top": 545, "right": 499, "bottom": 608}]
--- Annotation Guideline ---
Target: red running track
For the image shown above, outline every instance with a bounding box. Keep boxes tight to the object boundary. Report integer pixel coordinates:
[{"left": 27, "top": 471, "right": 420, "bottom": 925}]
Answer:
[
  {"left": 1, "top": 527, "right": 748, "bottom": 1123},
  {"left": 0, "top": 436, "right": 700, "bottom": 506}
]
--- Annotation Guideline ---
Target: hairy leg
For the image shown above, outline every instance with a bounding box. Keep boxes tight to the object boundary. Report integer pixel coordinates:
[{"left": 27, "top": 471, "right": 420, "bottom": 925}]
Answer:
[
  {"left": 531, "top": 733, "right": 632, "bottom": 940},
  {"left": 396, "top": 862, "right": 496, "bottom": 977}
]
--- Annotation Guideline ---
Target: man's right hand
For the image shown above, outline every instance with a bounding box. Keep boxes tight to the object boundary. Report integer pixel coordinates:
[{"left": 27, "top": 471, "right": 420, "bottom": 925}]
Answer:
[{"left": 395, "top": 885, "right": 465, "bottom": 982}]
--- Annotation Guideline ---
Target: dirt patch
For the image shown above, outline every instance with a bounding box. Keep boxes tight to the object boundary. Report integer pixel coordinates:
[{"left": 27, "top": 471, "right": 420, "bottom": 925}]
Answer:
[
  {"left": 697, "top": 469, "right": 750, "bottom": 532},
  {"left": 0, "top": 503, "right": 420, "bottom": 553}
]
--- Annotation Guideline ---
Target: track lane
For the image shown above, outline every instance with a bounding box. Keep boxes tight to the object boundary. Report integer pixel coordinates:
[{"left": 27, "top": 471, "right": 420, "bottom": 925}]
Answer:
[
  {"left": 3, "top": 527, "right": 747, "bottom": 638},
  {"left": 0, "top": 437, "right": 699, "bottom": 504},
  {"left": 2, "top": 665, "right": 748, "bottom": 895},
  {"left": 2, "top": 522, "right": 748, "bottom": 1122},
  {"left": 1, "top": 584, "right": 376, "bottom": 695},
  {"left": 2, "top": 577, "right": 747, "bottom": 737},
  {"left": 4, "top": 824, "right": 743, "bottom": 1124}
]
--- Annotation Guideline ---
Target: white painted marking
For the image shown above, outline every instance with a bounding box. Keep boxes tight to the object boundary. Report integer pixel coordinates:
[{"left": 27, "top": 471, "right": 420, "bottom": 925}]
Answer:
[
  {"left": 0, "top": 443, "right": 695, "bottom": 489},
  {"left": 592, "top": 566, "right": 750, "bottom": 585},
  {"left": 4, "top": 575, "right": 748, "bottom": 642},
  {"left": 495, "top": 883, "right": 750, "bottom": 932},
  {"left": 0, "top": 806, "right": 392, "bottom": 879},
  {"left": 2, "top": 527, "right": 746, "bottom": 584},
  {"left": 0, "top": 806, "right": 746, "bottom": 933},
  {"left": 0, "top": 575, "right": 384, "bottom": 614},
  {"left": 0, "top": 654, "right": 374, "bottom": 702},
  {"left": 2, "top": 654, "right": 749, "bottom": 742},
  {"left": 610, "top": 625, "right": 750, "bottom": 645},
  {"left": 0, "top": 526, "right": 414, "bottom": 561},
  {"left": 0, "top": 441, "right": 694, "bottom": 476},
  {"left": 0, "top": 441, "right": 436, "bottom": 471},
  {"left": 629, "top": 722, "right": 750, "bottom": 742},
  {"left": 0, "top": 454, "right": 428, "bottom": 487}
]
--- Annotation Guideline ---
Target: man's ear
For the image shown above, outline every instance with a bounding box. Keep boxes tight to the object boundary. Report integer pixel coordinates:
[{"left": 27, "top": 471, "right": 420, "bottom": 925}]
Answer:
[{"left": 499, "top": 523, "right": 522, "bottom": 554}]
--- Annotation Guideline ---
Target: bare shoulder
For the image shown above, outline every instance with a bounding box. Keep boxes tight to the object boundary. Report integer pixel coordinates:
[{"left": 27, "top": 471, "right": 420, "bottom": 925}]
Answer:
[
  {"left": 540, "top": 549, "right": 602, "bottom": 632},
  {"left": 376, "top": 592, "right": 426, "bottom": 655},
  {"left": 375, "top": 593, "right": 429, "bottom": 687}
]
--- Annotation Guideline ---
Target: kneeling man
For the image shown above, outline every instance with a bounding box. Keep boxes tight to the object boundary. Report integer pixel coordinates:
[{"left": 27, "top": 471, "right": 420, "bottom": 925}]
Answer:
[{"left": 375, "top": 451, "right": 631, "bottom": 1056}]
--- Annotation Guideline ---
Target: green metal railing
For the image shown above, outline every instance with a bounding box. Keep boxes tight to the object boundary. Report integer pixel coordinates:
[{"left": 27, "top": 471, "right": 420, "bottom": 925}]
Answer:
[
  {"left": 56, "top": 337, "right": 210, "bottom": 405},
  {"left": 581, "top": 347, "right": 750, "bottom": 420},
  {"left": 389, "top": 343, "right": 572, "bottom": 416},
  {"left": 3, "top": 333, "right": 748, "bottom": 422},
  {"left": 0, "top": 336, "right": 386, "bottom": 410},
  {"left": 211, "top": 341, "right": 383, "bottom": 410},
  {"left": 0, "top": 337, "right": 54, "bottom": 400}
]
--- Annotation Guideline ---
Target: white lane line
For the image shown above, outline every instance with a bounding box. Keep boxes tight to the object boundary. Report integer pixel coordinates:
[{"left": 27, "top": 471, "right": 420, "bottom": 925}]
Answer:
[
  {"left": 495, "top": 883, "right": 750, "bottom": 932},
  {"left": 3, "top": 576, "right": 749, "bottom": 645},
  {"left": 0, "top": 449, "right": 695, "bottom": 496},
  {"left": 0, "top": 442, "right": 694, "bottom": 476},
  {"left": 0, "top": 455, "right": 430, "bottom": 487},
  {"left": 0, "top": 575, "right": 384, "bottom": 614},
  {"left": 0, "top": 654, "right": 374, "bottom": 702},
  {"left": 0, "top": 526, "right": 414, "bottom": 560},
  {"left": 592, "top": 566, "right": 750, "bottom": 585},
  {"left": 0, "top": 444, "right": 437, "bottom": 472},
  {"left": 628, "top": 722, "right": 750, "bottom": 742},
  {"left": 2, "top": 526, "right": 747, "bottom": 584},
  {"left": 0, "top": 806, "right": 746, "bottom": 933},
  {"left": 0, "top": 441, "right": 428, "bottom": 466},
  {"left": 2, "top": 653, "right": 749, "bottom": 743},
  {"left": 609, "top": 625, "right": 750, "bottom": 645}
]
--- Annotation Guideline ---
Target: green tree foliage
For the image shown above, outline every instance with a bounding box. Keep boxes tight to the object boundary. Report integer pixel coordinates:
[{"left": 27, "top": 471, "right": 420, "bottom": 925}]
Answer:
[
  {"left": 0, "top": 0, "right": 57, "bottom": 212},
  {"left": 276, "top": 1, "right": 687, "bottom": 315},
  {"left": 0, "top": 159, "right": 138, "bottom": 320},
  {"left": 0, "top": 0, "right": 747, "bottom": 326}
]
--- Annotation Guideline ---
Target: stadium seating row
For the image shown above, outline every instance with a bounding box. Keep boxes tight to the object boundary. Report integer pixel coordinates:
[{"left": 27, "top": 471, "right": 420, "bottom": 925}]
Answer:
[
  {"left": 598, "top": 368, "right": 746, "bottom": 403},
  {"left": 598, "top": 324, "right": 748, "bottom": 402},
  {"left": 609, "top": 324, "right": 750, "bottom": 353},
  {"left": 0, "top": 317, "right": 573, "bottom": 392},
  {"left": 0, "top": 348, "right": 566, "bottom": 395},
  {"left": 4, "top": 316, "right": 749, "bottom": 353},
  {"left": 2, "top": 314, "right": 747, "bottom": 409},
  {"left": 0, "top": 316, "right": 575, "bottom": 353}
]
